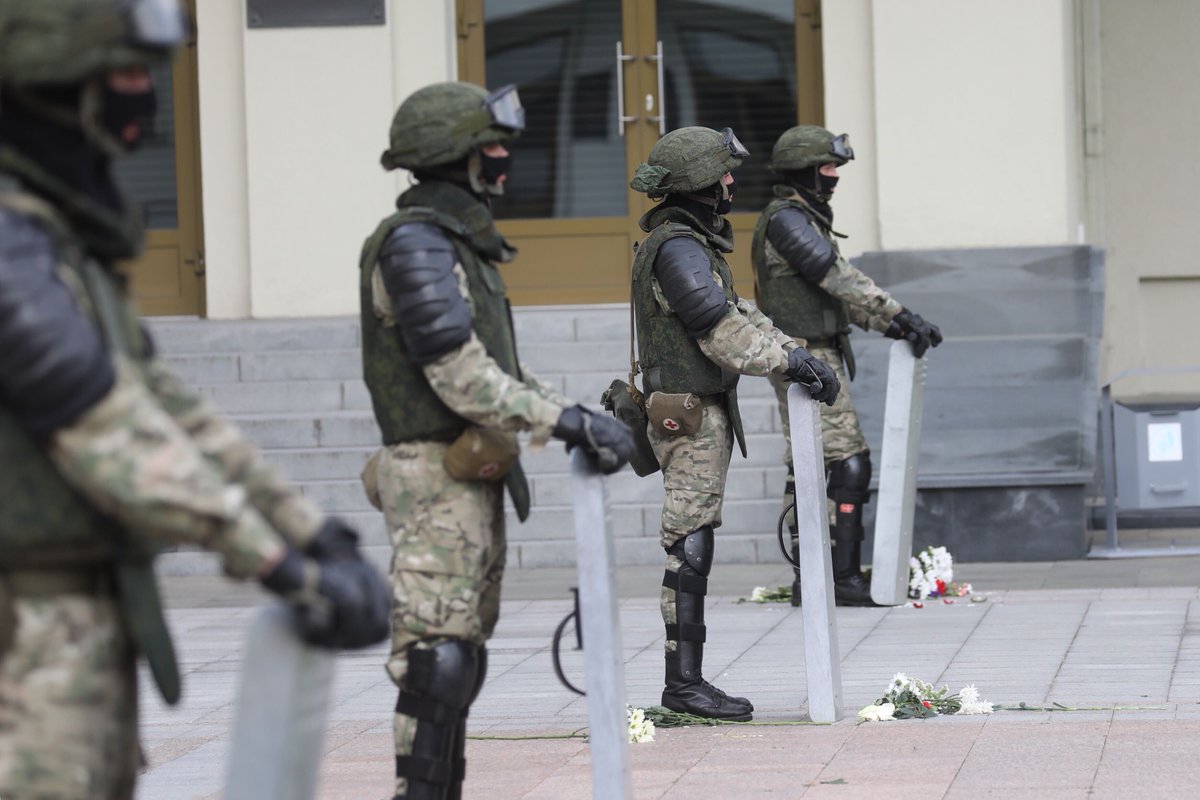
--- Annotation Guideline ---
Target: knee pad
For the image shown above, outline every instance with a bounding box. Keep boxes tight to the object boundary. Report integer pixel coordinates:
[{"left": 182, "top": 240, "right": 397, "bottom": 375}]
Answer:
[
  {"left": 397, "top": 640, "right": 483, "bottom": 723},
  {"left": 826, "top": 453, "right": 872, "bottom": 507},
  {"left": 667, "top": 525, "right": 714, "bottom": 576}
]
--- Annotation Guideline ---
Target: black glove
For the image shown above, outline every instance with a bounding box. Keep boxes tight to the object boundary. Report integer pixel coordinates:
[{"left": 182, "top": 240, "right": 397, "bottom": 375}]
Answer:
[
  {"left": 553, "top": 404, "right": 634, "bottom": 475},
  {"left": 783, "top": 347, "right": 840, "bottom": 406},
  {"left": 884, "top": 308, "right": 943, "bottom": 358},
  {"left": 261, "top": 520, "right": 391, "bottom": 650}
]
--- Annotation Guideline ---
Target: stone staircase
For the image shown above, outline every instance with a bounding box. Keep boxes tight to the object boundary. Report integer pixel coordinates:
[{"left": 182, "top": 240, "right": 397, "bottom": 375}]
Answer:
[{"left": 147, "top": 306, "right": 791, "bottom": 574}]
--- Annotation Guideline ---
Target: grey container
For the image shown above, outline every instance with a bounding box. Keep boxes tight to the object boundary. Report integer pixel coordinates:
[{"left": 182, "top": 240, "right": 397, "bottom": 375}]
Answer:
[{"left": 1113, "top": 400, "right": 1200, "bottom": 509}]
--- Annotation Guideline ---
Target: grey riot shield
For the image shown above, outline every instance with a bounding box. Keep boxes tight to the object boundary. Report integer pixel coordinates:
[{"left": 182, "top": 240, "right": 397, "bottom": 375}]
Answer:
[
  {"left": 788, "top": 383, "right": 844, "bottom": 723},
  {"left": 226, "top": 603, "right": 335, "bottom": 800},
  {"left": 870, "top": 340, "right": 928, "bottom": 606},
  {"left": 569, "top": 448, "right": 633, "bottom": 800}
]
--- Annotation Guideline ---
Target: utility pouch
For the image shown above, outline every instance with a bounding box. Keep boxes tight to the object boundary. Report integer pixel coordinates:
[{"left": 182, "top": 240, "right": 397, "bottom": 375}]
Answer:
[
  {"left": 601, "top": 379, "right": 660, "bottom": 477},
  {"left": 646, "top": 392, "right": 703, "bottom": 437},
  {"left": 361, "top": 449, "right": 384, "bottom": 511},
  {"left": 443, "top": 427, "right": 518, "bottom": 482},
  {"left": 0, "top": 575, "right": 15, "bottom": 655}
]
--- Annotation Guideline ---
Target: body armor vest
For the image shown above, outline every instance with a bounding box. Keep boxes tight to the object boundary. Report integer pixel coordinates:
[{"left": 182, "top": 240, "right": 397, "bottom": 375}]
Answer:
[
  {"left": 632, "top": 206, "right": 746, "bottom": 456},
  {"left": 359, "top": 181, "right": 530, "bottom": 519},
  {"left": 0, "top": 183, "right": 180, "bottom": 704},
  {"left": 752, "top": 195, "right": 853, "bottom": 354}
]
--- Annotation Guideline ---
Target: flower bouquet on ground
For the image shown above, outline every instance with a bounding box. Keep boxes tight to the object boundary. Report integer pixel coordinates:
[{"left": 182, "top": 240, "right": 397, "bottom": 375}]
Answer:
[
  {"left": 908, "top": 545, "right": 973, "bottom": 600},
  {"left": 858, "top": 673, "right": 993, "bottom": 721}
]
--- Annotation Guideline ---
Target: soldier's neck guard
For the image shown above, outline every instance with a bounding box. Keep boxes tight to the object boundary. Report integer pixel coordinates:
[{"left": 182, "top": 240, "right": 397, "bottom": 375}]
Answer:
[
  {"left": 397, "top": 179, "right": 516, "bottom": 263},
  {"left": 772, "top": 184, "right": 847, "bottom": 240},
  {"left": 638, "top": 201, "right": 734, "bottom": 253},
  {"left": 0, "top": 145, "right": 143, "bottom": 261}
]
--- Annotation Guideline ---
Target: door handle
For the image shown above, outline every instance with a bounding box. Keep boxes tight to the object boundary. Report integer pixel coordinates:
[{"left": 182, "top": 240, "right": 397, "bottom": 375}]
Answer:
[
  {"left": 615, "top": 41, "right": 637, "bottom": 135},
  {"left": 644, "top": 40, "right": 666, "bottom": 135},
  {"left": 184, "top": 251, "right": 206, "bottom": 277}
]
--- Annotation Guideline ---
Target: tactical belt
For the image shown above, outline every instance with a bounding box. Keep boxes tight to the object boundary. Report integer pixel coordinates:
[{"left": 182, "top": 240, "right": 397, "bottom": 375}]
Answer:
[
  {"left": 804, "top": 337, "right": 838, "bottom": 349},
  {"left": 699, "top": 394, "right": 724, "bottom": 407},
  {"left": 3, "top": 567, "right": 115, "bottom": 597}
]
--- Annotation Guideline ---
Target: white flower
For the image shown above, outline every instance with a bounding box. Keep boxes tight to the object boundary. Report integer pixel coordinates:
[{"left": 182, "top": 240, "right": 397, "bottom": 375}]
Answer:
[
  {"left": 750, "top": 586, "right": 768, "bottom": 603},
  {"left": 956, "top": 685, "right": 993, "bottom": 715},
  {"left": 858, "top": 702, "right": 896, "bottom": 722},
  {"left": 626, "top": 705, "right": 656, "bottom": 743}
]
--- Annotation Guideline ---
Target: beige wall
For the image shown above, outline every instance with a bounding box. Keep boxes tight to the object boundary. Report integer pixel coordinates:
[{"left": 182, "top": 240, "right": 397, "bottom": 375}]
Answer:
[
  {"left": 823, "top": 0, "right": 1082, "bottom": 257},
  {"left": 1092, "top": 0, "right": 1200, "bottom": 397},
  {"left": 197, "top": 0, "right": 456, "bottom": 319}
]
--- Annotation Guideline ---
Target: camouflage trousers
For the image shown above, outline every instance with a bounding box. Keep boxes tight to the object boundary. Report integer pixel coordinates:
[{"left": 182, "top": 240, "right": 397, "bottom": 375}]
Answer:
[
  {"left": 368, "top": 441, "right": 505, "bottom": 797},
  {"left": 769, "top": 343, "right": 869, "bottom": 467},
  {"left": 648, "top": 401, "right": 733, "bottom": 653},
  {"left": 0, "top": 592, "right": 140, "bottom": 800}
]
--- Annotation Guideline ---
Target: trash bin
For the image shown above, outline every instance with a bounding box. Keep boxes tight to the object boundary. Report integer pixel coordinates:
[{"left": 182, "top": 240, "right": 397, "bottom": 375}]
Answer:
[{"left": 1113, "top": 400, "right": 1200, "bottom": 509}]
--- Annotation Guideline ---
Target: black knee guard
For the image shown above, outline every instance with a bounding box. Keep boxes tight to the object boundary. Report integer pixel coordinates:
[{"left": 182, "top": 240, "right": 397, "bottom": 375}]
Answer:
[
  {"left": 826, "top": 453, "right": 872, "bottom": 541},
  {"left": 396, "top": 640, "right": 483, "bottom": 798},
  {"left": 664, "top": 526, "right": 714, "bottom": 680}
]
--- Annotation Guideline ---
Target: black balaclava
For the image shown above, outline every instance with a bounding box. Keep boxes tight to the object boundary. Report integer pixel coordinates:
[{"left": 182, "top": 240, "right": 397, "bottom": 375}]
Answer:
[
  {"left": 479, "top": 150, "right": 512, "bottom": 188},
  {"left": 100, "top": 82, "right": 158, "bottom": 151},
  {"left": 0, "top": 85, "right": 124, "bottom": 215},
  {"left": 413, "top": 155, "right": 476, "bottom": 193},
  {"left": 785, "top": 166, "right": 835, "bottom": 222},
  {"left": 672, "top": 179, "right": 732, "bottom": 232}
]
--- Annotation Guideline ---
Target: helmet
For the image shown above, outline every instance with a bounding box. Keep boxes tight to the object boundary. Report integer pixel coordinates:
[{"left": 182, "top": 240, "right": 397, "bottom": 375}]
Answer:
[
  {"left": 0, "top": 0, "right": 187, "bottom": 85},
  {"left": 769, "top": 125, "right": 854, "bottom": 172},
  {"left": 381, "top": 81, "right": 524, "bottom": 171},
  {"left": 630, "top": 126, "right": 747, "bottom": 198}
]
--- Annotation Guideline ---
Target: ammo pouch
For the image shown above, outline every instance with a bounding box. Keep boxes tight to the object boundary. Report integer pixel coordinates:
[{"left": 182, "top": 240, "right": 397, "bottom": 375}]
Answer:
[
  {"left": 646, "top": 392, "right": 702, "bottom": 438},
  {"left": 443, "top": 427, "right": 519, "bottom": 482},
  {"left": 361, "top": 449, "right": 384, "bottom": 511},
  {"left": 601, "top": 378, "right": 660, "bottom": 477}
]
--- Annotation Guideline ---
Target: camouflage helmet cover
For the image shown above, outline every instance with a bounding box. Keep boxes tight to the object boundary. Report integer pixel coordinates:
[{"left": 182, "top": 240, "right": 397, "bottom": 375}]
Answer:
[
  {"left": 381, "top": 81, "right": 523, "bottom": 171},
  {"left": 769, "top": 125, "right": 854, "bottom": 172},
  {"left": 630, "top": 126, "right": 747, "bottom": 198},
  {"left": 0, "top": 0, "right": 186, "bottom": 85}
]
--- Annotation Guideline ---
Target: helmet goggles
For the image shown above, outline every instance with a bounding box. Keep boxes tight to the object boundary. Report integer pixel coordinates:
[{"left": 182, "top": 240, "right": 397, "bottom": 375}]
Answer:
[
  {"left": 829, "top": 133, "right": 854, "bottom": 162},
  {"left": 721, "top": 127, "right": 749, "bottom": 158},
  {"left": 450, "top": 83, "right": 526, "bottom": 140},
  {"left": 119, "top": 0, "right": 188, "bottom": 48}
]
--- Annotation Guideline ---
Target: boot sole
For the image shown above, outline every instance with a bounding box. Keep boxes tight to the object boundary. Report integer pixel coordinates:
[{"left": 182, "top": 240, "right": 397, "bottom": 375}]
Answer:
[{"left": 661, "top": 699, "right": 754, "bottom": 722}]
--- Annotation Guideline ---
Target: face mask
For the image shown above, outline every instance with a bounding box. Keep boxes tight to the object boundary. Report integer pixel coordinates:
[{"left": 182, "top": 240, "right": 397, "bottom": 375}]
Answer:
[
  {"left": 715, "top": 179, "right": 735, "bottom": 215},
  {"left": 817, "top": 172, "right": 839, "bottom": 200},
  {"left": 479, "top": 151, "right": 512, "bottom": 191},
  {"left": 100, "top": 83, "right": 157, "bottom": 151}
]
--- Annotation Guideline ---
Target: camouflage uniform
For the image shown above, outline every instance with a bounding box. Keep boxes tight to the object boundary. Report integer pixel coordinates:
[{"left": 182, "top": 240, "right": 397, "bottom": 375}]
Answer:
[
  {"left": 0, "top": 4, "right": 389, "bottom": 797},
  {"left": 629, "top": 126, "right": 838, "bottom": 722},
  {"left": 753, "top": 125, "right": 940, "bottom": 607},
  {"left": 365, "top": 81, "right": 630, "bottom": 799}
]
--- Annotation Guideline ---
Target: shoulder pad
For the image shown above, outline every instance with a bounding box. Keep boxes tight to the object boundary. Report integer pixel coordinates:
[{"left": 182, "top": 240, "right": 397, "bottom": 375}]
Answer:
[
  {"left": 0, "top": 207, "right": 115, "bottom": 436},
  {"left": 377, "top": 221, "right": 472, "bottom": 365},
  {"left": 767, "top": 207, "right": 836, "bottom": 283},
  {"left": 654, "top": 235, "right": 728, "bottom": 338}
]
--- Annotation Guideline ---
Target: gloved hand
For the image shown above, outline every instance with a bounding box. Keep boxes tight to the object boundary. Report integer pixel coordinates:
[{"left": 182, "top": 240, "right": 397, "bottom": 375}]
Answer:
[
  {"left": 553, "top": 404, "right": 634, "bottom": 474},
  {"left": 884, "top": 308, "right": 943, "bottom": 358},
  {"left": 260, "top": 518, "right": 391, "bottom": 650},
  {"left": 783, "top": 347, "right": 840, "bottom": 406}
]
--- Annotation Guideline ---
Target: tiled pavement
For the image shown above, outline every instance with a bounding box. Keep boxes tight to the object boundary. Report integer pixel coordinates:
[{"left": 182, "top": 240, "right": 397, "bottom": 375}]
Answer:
[{"left": 136, "top": 555, "right": 1200, "bottom": 799}]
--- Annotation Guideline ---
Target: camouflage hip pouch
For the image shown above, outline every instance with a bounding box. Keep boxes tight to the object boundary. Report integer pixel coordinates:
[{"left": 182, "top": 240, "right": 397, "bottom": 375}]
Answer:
[
  {"left": 646, "top": 392, "right": 703, "bottom": 437},
  {"left": 443, "top": 427, "right": 519, "bottom": 482}
]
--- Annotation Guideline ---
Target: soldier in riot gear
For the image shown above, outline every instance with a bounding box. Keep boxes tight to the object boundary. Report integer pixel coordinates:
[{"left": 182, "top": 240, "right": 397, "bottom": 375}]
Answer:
[
  {"left": 751, "top": 125, "right": 943, "bottom": 607},
  {"left": 629, "top": 126, "right": 839, "bottom": 721},
  {"left": 364, "top": 81, "right": 634, "bottom": 799},
  {"left": 0, "top": 2, "right": 391, "bottom": 797}
]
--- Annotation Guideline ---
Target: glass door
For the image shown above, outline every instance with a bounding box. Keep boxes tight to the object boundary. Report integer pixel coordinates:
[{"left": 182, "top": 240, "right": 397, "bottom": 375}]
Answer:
[
  {"left": 456, "top": 0, "right": 822, "bottom": 304},
  {"left": 116, "top": 0, "right": 205, "bottom": 316}
]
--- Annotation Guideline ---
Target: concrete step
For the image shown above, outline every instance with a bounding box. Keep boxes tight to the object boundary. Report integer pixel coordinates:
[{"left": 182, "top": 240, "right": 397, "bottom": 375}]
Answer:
[
  {"left": 232, "top": 411, "right": 380, "bottom": 450},
  {"left": 146, "top": 316, "right": 360, "bottom": 354}
]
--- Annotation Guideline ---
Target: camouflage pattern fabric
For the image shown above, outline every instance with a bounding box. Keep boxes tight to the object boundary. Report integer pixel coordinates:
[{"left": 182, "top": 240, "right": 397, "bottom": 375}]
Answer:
[
  {"left": 694, "top": 298, "right": 793, "bottom": 378},
  {"left": 50, "top": 361, "right": 288, "bottom": 579},
  {"left": 769, "top": 342, "right": 868, "bottom": 468},
  {"left": 371, "top": 441, "right": 505, "bottom": 798},
  {"left": 649, "top": 402, "right": 733, "bottom": 550},
  {"left": 818, "top": 256, "right": 902, "bottom": 334},
  {"left": 141, "top": 358, "right": 323, "bottom": 549},
  {"left": 0, "top": 594, "right": 139, "bottom": 800}
]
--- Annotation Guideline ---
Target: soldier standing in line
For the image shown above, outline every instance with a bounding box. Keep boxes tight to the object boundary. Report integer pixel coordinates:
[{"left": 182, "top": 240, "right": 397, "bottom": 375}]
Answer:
[
  {"left": 361, "top": 81, "right": 633, "bottom": 800},
  {"left": 751, "top": 125, "right": 943, "bottom": 607},
  {"left": 628, "top": 126, "right": 840, "bottom": 721},
  {"left": 0, "top": 2, "right": 391, "bottom": 798}
]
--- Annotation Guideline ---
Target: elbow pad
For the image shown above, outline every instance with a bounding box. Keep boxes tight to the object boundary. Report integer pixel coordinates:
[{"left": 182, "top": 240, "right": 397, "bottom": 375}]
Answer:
[
  {"left": 377, "top": 222, "right": 473, "bottom": 364},
  {"left": 654, "top": 236, "right": 728, "bottom": 337},
  {"left": 767, "top": 208, "right": 836, "bottom": 284},
  {"left": 0, "top": 209, "right": 115, "bottom": 437}
]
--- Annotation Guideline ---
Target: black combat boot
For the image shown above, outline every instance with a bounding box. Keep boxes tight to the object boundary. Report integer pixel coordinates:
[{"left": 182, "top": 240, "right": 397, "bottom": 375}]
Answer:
[
  {"left": 446, "top": 648, "right": 487, "bottom": 800},
  {"left": 790, "top": 539, "right": 803, "bottom": 606},
  {"left": 825, "top": 453, "right": 881, "bottom": 607},
  {"left": 831, "top": 534, "right": 878, "bottom": 607},
  {"left": 660, "top": 527, "right": 754, "bottom": 720},
  {"left": 394, "top": 641, "right": 484, "bottom": 800}
]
